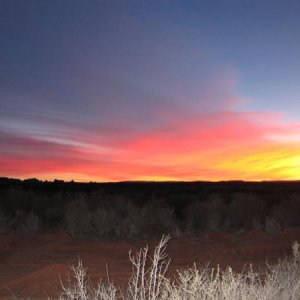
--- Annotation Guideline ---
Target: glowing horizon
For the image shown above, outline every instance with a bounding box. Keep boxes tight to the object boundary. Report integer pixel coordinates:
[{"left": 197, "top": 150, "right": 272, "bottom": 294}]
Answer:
[{"left": 1, "top": 111, "right": 299, "bottom": 182}]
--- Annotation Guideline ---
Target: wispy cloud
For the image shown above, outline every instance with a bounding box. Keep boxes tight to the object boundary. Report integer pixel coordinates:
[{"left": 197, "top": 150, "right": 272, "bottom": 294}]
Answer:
[{"left": 1, "top": 103, "right": 299, "bottom": 181}]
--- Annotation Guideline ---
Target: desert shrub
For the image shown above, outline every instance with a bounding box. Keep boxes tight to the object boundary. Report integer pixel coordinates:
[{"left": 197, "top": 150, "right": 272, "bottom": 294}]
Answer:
[
  {"left": 264, "top": 216, "right": 282, "bottom": 235},
  {"left": 22, "top": 211, "right": 40, "bottom": 233},
  {"left": 91, "top": 197, "right": 178, "bottom": 239},
  {"left": 10, "top": 209, "right": 26, "bottom": 232},
  {"left": 44, "top": 205, "right": 65, "bottom": 230},
  {"left": 270, "top": 194, "right": 300, "bottom": 228},
  {"left": 90, "top": 206, "right": 119, "bottom": 239},
  {"left": 225, "top": 192, "right": 266, "bottom": 231},
  {"left": 205, "top": 193, "right": 225, "bottom": 231},
  {"left": 0, "top": 208, "right": 10, "bottom": 233},
  {"left": 65, "top": 199, "right": 92, "bottom": 237},
  {"left": 110, "top": 197, "right": 145, "bottom": 238},
  {"left": 184, "top": 193, "right": 225, "bottom": 232},
  {"left": 127, "top": 235, "right": 171, "bottom": 300},
  {"left": 185, "top": 201, "right": 208, "bottom": 231},
  {"left": 3, "top": 185, "right": 300, "bottom": 238},
  {"left": 90, "top": 204, "right": 142, "bottom": 239},
  {"left": 1, "top": 189, "right": 40, "bottom": 213},
  {"left": 91, "top": 200, "right": 145, "bottom": 239},
  {"left": 58, "top": 259, "right": 118, "bottom": 300},
  {"left": 4, "top": 209, "right": 41, "bottom": 233},
  {"left": 55, "top": 237, "right": 300, "bottom": 300},
  {"left": 141, "top": 199, "right": 177, "bottom": 237},
  {"left": 117, "top": 201, "right": 145, "bottom": 238},
  {"left": 0, "top": 189, "right": 65, "bottom": 233},
  {"left": 65, "top": 195, "right": 177, "bottom": 239}
]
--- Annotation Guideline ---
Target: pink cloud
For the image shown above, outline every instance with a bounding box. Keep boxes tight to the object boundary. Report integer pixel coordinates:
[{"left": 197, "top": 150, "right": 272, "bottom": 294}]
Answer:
[{"left": 1, "top": 108, "right": 299, "bottom": 181}]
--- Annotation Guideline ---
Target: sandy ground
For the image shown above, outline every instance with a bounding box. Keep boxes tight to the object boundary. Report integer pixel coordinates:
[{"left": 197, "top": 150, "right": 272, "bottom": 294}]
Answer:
[{"left": 1, "top": 229, "right": 300, "bottom": 299}]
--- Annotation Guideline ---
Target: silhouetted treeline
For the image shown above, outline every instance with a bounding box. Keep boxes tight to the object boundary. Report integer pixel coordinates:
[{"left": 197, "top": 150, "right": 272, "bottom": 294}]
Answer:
[{"left": 0, "top": 177, "right": 300, "bottom": 238}]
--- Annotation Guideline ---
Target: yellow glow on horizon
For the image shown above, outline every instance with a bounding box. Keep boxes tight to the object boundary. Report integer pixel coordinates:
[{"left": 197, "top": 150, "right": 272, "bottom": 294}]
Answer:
[
  {"left": 214, "top": 144, "right": 300, "bottom": 181},
  {"left": 29, "top": 143, "right": 300, "bottom": 182},
  {"left": 12, "top": 139, "right": 300, "bottom": 183}
]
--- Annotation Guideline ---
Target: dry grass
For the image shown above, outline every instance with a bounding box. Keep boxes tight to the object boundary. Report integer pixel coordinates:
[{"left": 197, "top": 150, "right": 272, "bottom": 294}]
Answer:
[{"left": 53, "top": 236, "right": 300, "bottom": 300}]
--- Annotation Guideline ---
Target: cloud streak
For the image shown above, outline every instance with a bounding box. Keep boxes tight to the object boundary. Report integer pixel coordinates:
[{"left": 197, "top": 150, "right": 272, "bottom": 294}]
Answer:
[{"left": 1, "top": 108, "right": 299, "bottom": 181}]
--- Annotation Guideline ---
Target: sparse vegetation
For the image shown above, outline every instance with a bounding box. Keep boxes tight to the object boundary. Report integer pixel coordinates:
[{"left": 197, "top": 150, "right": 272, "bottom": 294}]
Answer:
[
  {"left": 54, "top": 236, "right": 300, "bottom": 300},
  {"left": 1, "top": 180, "right": 300, "bottom": 238}
]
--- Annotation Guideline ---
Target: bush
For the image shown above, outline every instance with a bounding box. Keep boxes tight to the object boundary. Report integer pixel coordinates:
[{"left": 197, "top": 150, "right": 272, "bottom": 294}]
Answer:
[
  {"left": 90, "top": 206, "right": 119, "bottom": 239},
  {"left": 205, "top": 193, "right": 225, "bottom": 231},
  {"left": 184, "top": 193, "right": 225, "bottom": 232},
  {"left": 23, "top": 211, "right": 40, "bottom": 233},
  {"left": 65, "top": 199, "right": 92, "bottom": 237},
  {"left": 265, "top": 216, "right": 281, "bottom": 235},
  {"left": 270, "top": 194, "right": 300, "bottom": 228},
  {"left": 141, "top": 199, "right": 177, "bottom": 237},
  {"left": 225, "top": 193, "right": 266, "bottom": 231},
  {"left": 185, "top": 201, "right": 208, "bottom": 231},
  {"left": 54, "top": 237, "right": 300, "bottom": 300},
  {"left": 65, "top": 196, "right": 177, "bottom": 239},
  {"left": 0, "top": 208, "right": 10, "bottom": 233},
  {"left": 1, "top": 187, "right": 290, "bottom": 237}
]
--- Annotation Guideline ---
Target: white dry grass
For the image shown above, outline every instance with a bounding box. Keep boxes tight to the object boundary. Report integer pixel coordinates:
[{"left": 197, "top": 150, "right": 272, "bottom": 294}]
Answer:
[
  {"left": 57, "top": 260, "right": 118, "bottom": 300},
  {"left": 54, "top": 236, "right": 300, "bottom": 300}
]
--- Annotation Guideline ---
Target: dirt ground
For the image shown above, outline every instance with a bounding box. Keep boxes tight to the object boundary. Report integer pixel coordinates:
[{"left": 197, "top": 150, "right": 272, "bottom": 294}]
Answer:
[{"left": 1, "top": 229, "right": 300, "bottom": 299}]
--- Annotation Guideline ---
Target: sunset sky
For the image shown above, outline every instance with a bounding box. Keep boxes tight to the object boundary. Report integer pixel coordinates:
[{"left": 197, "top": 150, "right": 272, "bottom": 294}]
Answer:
[{"left": 1, "top": 0, "right": 300, "bottom": 182}]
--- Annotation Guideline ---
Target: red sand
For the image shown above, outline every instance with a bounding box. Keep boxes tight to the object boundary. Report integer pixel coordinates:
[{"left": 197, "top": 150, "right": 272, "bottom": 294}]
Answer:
[{"left": 1, "top": 229, "right": 300, "bottom": 299}]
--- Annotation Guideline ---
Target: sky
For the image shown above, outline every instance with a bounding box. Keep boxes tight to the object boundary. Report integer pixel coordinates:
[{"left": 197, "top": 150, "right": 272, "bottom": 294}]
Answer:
[{"left": 0, "top": 0, "right": 300, "bottom": 182}]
